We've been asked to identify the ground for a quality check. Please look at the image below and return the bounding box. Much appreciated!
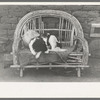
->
[1,53,100,82]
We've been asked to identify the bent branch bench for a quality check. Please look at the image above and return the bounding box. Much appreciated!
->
[5,10,90,77]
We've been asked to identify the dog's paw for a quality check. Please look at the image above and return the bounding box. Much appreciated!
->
[35,52,41,59]
[45,50,49,53]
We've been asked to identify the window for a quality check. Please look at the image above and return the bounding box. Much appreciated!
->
[90,23,100,37]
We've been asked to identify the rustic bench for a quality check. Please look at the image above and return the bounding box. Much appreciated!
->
[4,10,90,77]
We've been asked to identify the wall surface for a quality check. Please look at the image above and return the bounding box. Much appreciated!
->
[0,5,100,54]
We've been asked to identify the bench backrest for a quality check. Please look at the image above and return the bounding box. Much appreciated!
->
[21,17,75,47]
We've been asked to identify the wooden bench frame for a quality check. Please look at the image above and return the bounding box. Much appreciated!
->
[10,10,89,77]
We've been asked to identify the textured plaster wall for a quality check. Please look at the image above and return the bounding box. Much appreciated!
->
[0,5,100,54]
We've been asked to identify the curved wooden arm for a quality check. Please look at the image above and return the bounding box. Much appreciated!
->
[75,36,89,65]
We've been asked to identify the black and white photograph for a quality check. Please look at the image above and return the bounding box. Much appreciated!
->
[0,2,100,82]
[1,2,100,98]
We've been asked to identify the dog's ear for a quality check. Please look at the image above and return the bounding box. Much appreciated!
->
[22,30,40,45]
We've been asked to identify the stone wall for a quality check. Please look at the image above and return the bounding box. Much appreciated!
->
[0,5,100,53]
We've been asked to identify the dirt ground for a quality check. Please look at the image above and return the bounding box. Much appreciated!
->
[1,53,100,82]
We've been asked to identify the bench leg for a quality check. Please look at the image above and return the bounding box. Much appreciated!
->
[77,68,81,77]
[20,68,24,77]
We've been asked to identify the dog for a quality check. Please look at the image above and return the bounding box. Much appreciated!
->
[29,35,48,59]
[46,33,66,52]
[22,27,48,59]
